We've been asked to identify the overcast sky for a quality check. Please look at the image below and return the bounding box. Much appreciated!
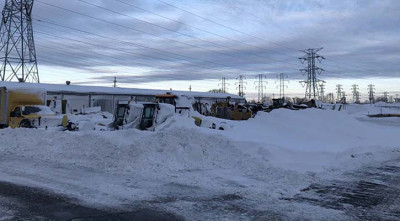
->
[3,0,399,99]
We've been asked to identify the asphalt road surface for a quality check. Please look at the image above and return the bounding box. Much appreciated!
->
[0,181,183,221]
[1,158,400,220]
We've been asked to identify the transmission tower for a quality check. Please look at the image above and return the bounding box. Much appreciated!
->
[351,84,360,103]
[0,0,39,83]
[218,77,229,93]
[255,74,267,103]
[368,84,375,104]
[276,73,288,100]
[319,81,326,101]
[236,75,247,97]
[326,93,335,103]
[383,92,389,103]
[341,91,347,104]
[336,84,344,102]
[299,48,325,100]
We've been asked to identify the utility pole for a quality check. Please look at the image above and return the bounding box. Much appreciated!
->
[276,73,288,101]
[0,0,39,82]
[299,48,325,100]
[336,84,344,102]
[351,84,360,103]
[255,74,267,103]
[236,75,247,97]
[218,77,229,93]
[368,84,375,104]
[113,76,117,88]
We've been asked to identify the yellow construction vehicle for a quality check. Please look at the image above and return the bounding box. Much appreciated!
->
[0,87,70,129]
[113,101,162,130]
[155,93,177,106]
[210,97,252,121]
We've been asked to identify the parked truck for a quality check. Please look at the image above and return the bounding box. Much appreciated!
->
[0,87,70,129]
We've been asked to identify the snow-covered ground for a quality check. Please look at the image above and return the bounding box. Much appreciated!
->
[1,104,400,220]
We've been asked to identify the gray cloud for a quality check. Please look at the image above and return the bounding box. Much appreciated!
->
[0,0,398,94]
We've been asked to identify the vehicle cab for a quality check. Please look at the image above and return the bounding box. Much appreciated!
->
[9,105,62,128]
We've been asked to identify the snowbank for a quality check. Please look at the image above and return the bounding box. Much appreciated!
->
[156,108,400,172]
[0,107,399,219]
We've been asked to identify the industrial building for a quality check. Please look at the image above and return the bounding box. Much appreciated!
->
[0,82,244,114]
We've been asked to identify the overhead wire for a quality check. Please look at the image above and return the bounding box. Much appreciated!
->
[77,0,304,67]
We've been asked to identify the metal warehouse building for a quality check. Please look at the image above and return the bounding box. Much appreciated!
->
[0,82,244,114]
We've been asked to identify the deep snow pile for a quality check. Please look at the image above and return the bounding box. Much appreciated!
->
[0,107,399,219]
[1,107,399,176]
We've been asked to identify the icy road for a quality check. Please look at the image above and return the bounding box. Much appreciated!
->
[0,106,400,220]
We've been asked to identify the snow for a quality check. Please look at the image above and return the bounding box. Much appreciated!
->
[30,105,56,115]
[0,103,399,219]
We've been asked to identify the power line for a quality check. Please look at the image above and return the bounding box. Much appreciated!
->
[34,18,306,76]
[35,30,248,78]
[78,0,303,67]
[35,0,395,83]
[115,0,300,60]
[215,0,393,75]
[33,1,256,67]
[34,30,290,83]
[155,0,300,52]
[34,19,269,73]
[36,0,303,70]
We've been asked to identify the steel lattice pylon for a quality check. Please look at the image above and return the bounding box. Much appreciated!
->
[0,0,39,83]
[299,48,325,100]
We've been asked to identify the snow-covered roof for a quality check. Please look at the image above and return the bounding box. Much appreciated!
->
[0,81,243,100]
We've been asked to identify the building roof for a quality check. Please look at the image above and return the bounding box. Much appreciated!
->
[0,81,243,100]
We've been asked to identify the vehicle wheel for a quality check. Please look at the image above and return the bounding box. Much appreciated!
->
[19,120,31,128]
